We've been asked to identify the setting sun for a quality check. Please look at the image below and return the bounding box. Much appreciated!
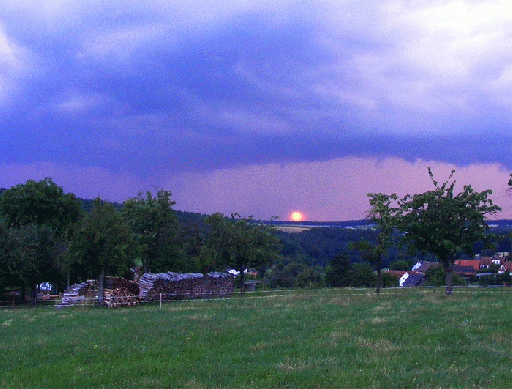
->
[290,211,305,222]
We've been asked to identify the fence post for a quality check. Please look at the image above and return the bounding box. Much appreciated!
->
[160,293,162,309]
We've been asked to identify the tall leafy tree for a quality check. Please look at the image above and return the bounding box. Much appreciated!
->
[358,193,400,294]
[198,213,231,274]
[0,178,82,238]
[122,190,179,273]
[0,223,60,303]
[69,199,135,303]
[397,168,501,295]
[0,221,10,295]
[0,178,82,300]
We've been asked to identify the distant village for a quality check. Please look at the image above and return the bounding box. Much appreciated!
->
[386,252,512,287]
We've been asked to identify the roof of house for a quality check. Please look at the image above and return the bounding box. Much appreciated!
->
[402,271,424,287]
[384,270,406,279]
[479,257,493,266]
[453,265,477,276]
[414,261,440,274]
[454,259,480,272]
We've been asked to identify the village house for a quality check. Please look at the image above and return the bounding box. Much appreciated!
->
[399,271,425,287]
[385,261,441,287]
[498,262,512,275]
[453,259,480,278]
[386,253,512,287]
[479,257,493,269]
[411,261,440,273]
[453,259,480,272]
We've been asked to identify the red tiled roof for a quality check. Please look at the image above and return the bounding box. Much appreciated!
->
[454,259,480,271]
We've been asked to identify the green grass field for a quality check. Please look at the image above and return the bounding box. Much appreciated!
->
[2,287,512,388]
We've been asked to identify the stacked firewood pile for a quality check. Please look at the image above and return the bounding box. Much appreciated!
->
[207,272,235,297]
[101,277,140,307]
[57,280,97,307]
[57,272,233,307]
[57,277,140,307]
[138,272,234,301]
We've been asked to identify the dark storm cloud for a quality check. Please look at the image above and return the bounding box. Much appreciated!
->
[1,0,511,182]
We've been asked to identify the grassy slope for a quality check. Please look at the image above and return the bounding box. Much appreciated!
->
[1,288,512,388]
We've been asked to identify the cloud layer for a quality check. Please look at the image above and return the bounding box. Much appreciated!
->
[1,1,511,219]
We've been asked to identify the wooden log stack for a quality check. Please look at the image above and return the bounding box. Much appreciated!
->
[101,277,140,307]
[138,272,234,301]
[57,280,97,307]
[57,272,233,307]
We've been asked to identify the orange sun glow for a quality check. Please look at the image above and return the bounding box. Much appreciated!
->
[290,211,305,222]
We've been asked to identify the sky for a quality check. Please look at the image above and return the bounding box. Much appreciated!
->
[0,0,511,221]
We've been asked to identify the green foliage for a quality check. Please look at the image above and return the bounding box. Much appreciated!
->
[122,190,179,273]
[349,262,376,287]
[0,222,10,292]
[265,256,324,288]
[326,255,399,288]
[479,272,512,286]
[69,199,135,280]
[0,222,62,301]
[0,179,82,300]
[363,193,401,293]
[397,168,501,294]
[388,259,412,271]
[325,253,352,287]
[423,266,467,287]
[176,219,205,273]
[0,178,82,238]
[381,271,400,287]
[398,169,501,265]
[275,227,381,267]
[367,193,399,254]
[201,213,280,277]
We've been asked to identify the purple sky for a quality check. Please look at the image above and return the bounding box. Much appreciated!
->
[1,1,511,221]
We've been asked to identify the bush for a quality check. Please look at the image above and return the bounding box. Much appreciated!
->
[479,272,511,286]
[424,266,467,287]
[264,257,325,288]
[388,259,412,271]
[349,263,376,287]
[381,272,400,287]
[325,254,352,287]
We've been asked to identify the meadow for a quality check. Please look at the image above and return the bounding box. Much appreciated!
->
[1,287,512,388]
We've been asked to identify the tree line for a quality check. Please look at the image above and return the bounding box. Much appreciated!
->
[0,169,509,302]
[0,179,280,303]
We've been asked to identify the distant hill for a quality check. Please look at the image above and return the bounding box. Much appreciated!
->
[2,186,511,230]
[267,218,512,231]
[265,219,375,229]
